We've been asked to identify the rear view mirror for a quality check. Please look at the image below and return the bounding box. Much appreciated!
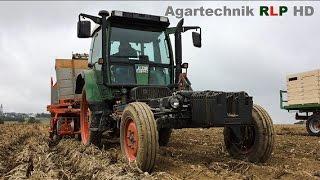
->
[192,32,201,48]
[77,21,91,38]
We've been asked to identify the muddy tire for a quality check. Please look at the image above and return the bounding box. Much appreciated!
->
[158,128,172,146]
[224,104,274,163]
[306,114,320,136]
[80,91,101,147]
[120,102,158,172]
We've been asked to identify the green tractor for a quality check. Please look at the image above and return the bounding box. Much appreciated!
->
[76,10,274,172]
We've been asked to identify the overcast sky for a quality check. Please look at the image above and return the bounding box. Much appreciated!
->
[0,1,319,124]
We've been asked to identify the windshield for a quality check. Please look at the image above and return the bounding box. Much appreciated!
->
[109,27,171,86]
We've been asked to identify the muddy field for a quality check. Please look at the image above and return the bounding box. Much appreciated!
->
[0,124,320,180]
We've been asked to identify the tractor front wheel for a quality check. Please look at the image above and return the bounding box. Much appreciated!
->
[224,104,274,163]
[306,114,320,136]
[80,91,102,146]
[120,102,158,172]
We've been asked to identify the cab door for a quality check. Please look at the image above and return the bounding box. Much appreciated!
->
[90,30,103,84]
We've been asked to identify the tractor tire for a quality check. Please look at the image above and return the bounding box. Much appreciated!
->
[306,114,320,136]
[80,91,102,147]
[224,104,274,163]
[120,102,158,173]
[158,128,172,146]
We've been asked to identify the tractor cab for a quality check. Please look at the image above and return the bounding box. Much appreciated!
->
[108,24,171,86]
[77,10,201,91]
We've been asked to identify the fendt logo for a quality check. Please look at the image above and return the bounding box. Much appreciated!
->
[260,6,314,16]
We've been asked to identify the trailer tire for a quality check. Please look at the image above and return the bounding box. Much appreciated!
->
[224,104,274,163]
[80,91,102,147]
[306,114,320,136]
[120,102,158,172]
[158,128,172,146]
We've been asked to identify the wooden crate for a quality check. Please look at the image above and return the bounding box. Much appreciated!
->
[55,59,88,69]
[55,59,88,100]
[287,69,320,105]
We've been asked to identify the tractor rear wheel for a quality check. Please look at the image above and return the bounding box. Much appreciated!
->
[158,128,172,146]
[224,104,274,163]
[306,114,320,136]
[120,102,158,172]
[80,91,102,147]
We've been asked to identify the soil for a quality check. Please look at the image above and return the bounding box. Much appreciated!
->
[0,123,320,179]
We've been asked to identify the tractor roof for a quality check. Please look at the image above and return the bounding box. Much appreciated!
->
[108,10,170,28]
[91,10,170,36]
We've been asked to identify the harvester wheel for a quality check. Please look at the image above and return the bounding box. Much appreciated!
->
[306,114,320,136]
[120,102,158,172]
[51,123,61,142]
[158,128,172,146]
[224,104,274,163]
[80,91,102,146]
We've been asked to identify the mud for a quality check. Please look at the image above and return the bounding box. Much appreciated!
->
[0,124,319,179]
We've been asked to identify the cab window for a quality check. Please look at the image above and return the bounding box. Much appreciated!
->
[90,30,102,70]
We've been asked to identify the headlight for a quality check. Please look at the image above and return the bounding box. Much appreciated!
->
[169,97,180,109]
[160,16,168,22]
[113,10,123,17]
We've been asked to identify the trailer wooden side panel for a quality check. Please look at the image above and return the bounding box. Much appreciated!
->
[287,69,320,105]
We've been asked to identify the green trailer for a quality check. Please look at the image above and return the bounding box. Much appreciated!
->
[280,90,320,136]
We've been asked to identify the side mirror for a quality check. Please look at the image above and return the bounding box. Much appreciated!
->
[77,21,91,38]
[192,32,201,48]
[181,63,189,69]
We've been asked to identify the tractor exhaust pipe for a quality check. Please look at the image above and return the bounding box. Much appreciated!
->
[175,18,184,84]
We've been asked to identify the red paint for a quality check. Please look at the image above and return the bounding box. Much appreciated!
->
[124,118,139,161]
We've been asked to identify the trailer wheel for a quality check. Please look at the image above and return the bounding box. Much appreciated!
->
[224,104,274,163]
[158,128,172,146]
[120,102,158,172]
[306,114,320,136]
[80,91,101,146]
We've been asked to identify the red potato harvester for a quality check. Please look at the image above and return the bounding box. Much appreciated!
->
[47,53,88,141]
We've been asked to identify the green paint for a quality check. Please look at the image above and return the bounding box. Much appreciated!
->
[283,104,320,111]
[166,27,177,35]
[82,69,103,103]
[135,64,149,85]
[279,90,288,109]
[100,84,115,100]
